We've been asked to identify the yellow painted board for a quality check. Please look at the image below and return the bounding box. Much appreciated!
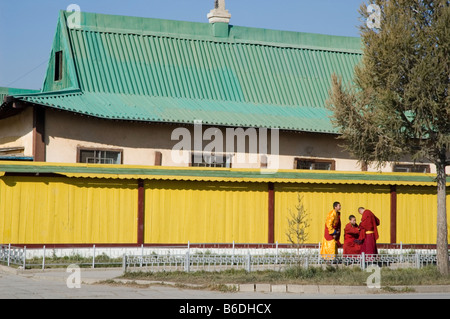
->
[0,177,138,244]
[274,184,391,244]
[396,186,450,244]
[144,180,268,244]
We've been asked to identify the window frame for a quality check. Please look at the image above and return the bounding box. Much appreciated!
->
[293,157,336,171]
[190,152,233,168]
[54,50,63,82]
[393,163,430,173]
[77,147,124,165]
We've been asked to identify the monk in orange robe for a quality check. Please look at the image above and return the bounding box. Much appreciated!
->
[320,202,342,258]
[343,215,360,255]
[358,207,380,255]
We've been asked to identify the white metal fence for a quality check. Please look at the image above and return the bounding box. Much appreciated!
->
[123,251,443,273]
[0,243,447,272]
[0,244,26,268]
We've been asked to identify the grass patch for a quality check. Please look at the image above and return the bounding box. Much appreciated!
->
[121,265,450,287]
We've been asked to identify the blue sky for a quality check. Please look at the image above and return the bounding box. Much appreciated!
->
[0,0,366,90]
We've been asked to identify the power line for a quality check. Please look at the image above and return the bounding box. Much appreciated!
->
[5,58,48,87]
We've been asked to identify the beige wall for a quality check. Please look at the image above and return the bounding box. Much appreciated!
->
[39,108,447,173]
[0,108,34,157]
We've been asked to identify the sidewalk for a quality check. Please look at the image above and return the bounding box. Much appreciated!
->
[2,265,450,295]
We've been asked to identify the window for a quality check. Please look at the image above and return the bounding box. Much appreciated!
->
[78,149,122,164]
[294,158,335,171]
[393,164,430,173]
[54,51,63,81]
[191,153,231,168]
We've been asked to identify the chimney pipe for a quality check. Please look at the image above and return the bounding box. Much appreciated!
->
[207,0,231,24]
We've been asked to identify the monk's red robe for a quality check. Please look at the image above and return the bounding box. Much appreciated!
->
[358,209,380,255]
[343,222,360,255]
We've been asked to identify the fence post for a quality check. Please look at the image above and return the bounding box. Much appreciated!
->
[232,241,235,266]
[22,246,26,269]
[92,245,96,268]
[361,252,365,270]
[275,241,278,264]
[42,245,46,270]
[7,244,10,267]
[247,251,251,272]
[415,253,420,269]
[122,255,127,273]
[185,251,190,273]
[400,242,403,263]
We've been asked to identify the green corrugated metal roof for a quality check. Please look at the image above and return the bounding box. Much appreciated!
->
[0,87,39,104]
[0,162,447,186]
[4,10,363,132]
[19,91,337,132]
[63,11,362,108]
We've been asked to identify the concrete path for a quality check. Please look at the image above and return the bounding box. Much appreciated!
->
[0,266,449,299]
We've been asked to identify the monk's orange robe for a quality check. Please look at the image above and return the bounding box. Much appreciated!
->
[320,209,341,258]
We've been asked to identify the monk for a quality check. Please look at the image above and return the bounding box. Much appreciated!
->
[343,215,360,255]
[358,207,380,255]
[320,202,342,259]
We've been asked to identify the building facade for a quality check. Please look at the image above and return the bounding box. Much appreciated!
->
[0,8,440,174]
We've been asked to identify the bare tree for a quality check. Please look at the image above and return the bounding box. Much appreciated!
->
[286,194,311,258]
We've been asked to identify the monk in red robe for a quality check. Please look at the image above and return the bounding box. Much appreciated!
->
[358,207,380,255]
[343,215,360,255]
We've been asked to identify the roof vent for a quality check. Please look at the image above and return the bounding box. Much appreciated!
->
[207,0,231,24]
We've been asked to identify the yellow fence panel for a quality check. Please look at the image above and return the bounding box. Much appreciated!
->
[0,176,137,244]
[274,184,391,244]
[145,180,268,244]
[396,186,450,244]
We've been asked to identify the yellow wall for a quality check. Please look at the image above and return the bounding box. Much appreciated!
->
[0,176,137,244]
[144,180,268,244]
[1,173,448,246]
[396,186,450,244]
[274,184,391,244]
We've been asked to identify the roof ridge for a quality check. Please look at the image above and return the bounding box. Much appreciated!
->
[63,10,362,54]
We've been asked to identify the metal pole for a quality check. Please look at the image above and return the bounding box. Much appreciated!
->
[232,241,235,266]
[361,252,365,270]
[185,251,190,272]
[22,246,26,269]
[92,245,96,268]
[122,254,127,273]
[247,251,251,272]
[7,244,10,267]
[42,245,46,270]
[275,241,278,265]
[400,242,403,263]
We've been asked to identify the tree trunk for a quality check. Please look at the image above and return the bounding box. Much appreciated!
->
[436,161,449,275]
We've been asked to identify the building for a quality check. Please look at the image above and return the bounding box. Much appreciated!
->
[0,3,448,247]
[1,3,437,173]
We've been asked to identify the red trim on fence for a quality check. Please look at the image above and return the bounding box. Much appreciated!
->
[268,182,275,244]
[390,185,397,244]
[137,179,145,245]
